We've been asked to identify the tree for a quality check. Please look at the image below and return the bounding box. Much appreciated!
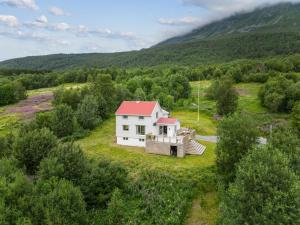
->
[269,127,300,175]
[205,79,220,100]
[134,88,146,101]
[51,104,75,138]
[81,160,127,209]
[53,87,81,110]
[168,74,191,100]
[42,143,88,185]
[259,76,293,112]
[0,159,34,225]
[219,146,300,225]
[33,178,87,225]
[115,84,133,106]
[291,102,300,135]
[13,128,58,174]
[76,95,100,129]
[216,78,238,116]
[216,113,259,187]
[93,74,116,112]
[106,188,127,225]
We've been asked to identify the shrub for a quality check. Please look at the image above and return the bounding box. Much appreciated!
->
[13,128,58,174]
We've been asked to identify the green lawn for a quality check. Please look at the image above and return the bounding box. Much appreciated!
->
[77,116,218,224]
[78,117,216,174]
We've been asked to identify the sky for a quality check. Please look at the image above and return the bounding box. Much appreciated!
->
[0,0,299,61]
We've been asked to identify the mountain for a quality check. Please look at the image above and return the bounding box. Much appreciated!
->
[0,2,300,70]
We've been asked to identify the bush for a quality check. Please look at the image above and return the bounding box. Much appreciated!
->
[33,178,87,225]
[13,128,58,174]
[81,160,128,209]
[40,143,88,185]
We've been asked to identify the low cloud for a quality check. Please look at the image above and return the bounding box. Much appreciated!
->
[158,17,203,26]
[0,15,19,27]
[0,0,38,10]
[182,0,300,16]
[49,6,70,16]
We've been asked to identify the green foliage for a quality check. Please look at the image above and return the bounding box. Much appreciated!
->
[51,104,76,138]
[269,127,300,176]
[93,74,116,113]
[41,143,88,184]
[0,81,26,106]
[0,159,34,225]
[134,87,146,101]
[216,79,238,116]
[76,95,100,130]
[105,188,127,225]
[259,76,300,112]
[53,87,81,110]
[81,160,128,209]
[291,102,300,135]
[216,113,259,187]
[128,170,195,225]
[13,128,58,174]
[219,146,299,225]
[33,178,87,225]
[168,74,191,100]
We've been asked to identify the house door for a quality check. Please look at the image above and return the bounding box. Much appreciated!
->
[170,146,177,157]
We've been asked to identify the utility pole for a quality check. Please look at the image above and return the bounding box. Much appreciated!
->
[198,80,200,121]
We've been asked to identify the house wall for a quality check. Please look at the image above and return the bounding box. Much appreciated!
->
[116,103,169,147]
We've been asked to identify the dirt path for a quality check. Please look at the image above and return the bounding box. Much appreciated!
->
[185,192,218,225]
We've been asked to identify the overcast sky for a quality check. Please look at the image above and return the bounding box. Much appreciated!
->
[0,0,299,61]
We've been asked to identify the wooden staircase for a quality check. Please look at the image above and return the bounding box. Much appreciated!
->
[186,139,206,155]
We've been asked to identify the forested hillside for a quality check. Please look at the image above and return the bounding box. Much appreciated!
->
[0,2,299,70]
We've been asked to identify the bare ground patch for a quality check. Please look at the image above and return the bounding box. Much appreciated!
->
[1,93,54,120]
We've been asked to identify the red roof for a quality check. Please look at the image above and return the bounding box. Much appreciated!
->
[115,101,157,116]
[157,117,177,124]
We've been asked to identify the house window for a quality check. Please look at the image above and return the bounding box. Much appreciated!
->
[123,125,129,131]
[139,138,145,142]
[123,137,128,141]
[123,115,128,119]
[139,116,144,120]
[156,112,158,118]
[159,126,168,135]
[136,125,145,135]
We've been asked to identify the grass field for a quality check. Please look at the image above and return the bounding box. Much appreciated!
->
[0,83,86,136]
[77,116,218,224]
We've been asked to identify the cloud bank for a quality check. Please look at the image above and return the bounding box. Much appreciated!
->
[0,0,38,10]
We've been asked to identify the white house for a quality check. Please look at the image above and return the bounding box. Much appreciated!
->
[115,101,180,147]
[115,101,206,157]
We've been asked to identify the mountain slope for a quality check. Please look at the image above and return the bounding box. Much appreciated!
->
[0,2,300,70]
